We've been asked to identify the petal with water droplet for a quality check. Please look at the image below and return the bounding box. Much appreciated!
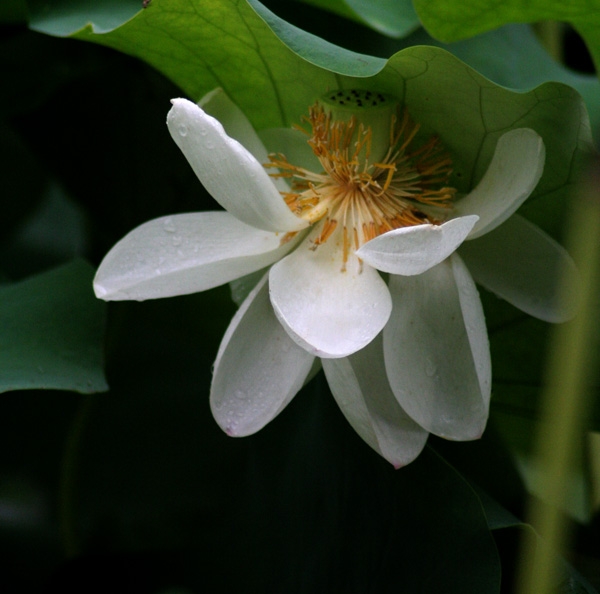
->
[384,254,490,440]
[323,335,428,468]
[93,211,300,301]
[199,89,291,196]
[211,274,314,436]
[269,228,392,358]
[167,98,308,233]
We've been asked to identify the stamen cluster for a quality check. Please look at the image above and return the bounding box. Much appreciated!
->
[267,102,456,268]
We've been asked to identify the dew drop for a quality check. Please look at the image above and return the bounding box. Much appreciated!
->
[172,235,182,246]
[200,128,208,136]
[206,141,214,149]
[425,358,437,377]
[178,124,188,137]
[162,217,176,233]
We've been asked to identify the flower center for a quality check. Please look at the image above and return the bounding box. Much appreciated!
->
[267,90,457,269]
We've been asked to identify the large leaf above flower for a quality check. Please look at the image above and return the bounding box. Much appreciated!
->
[29,0,592,206]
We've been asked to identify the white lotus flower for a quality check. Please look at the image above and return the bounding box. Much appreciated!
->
[93,88,577,468]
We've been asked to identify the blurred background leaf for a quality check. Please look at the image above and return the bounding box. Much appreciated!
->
[0,260,107,394]
[289,0,420,39]
[28,0,141,35]
[412,0,600,76]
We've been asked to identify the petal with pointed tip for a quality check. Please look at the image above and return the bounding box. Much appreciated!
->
[211,275,314,436]
[167,98,307,232]
[460,214,579,322]
[384,254,490,440]
[199,88,269,163]
[269,229,392,358]
[93,212,298,301]
[454,128,545,239]
[323,335,429,468]
[356,216,478,275]
[199,89,290,195]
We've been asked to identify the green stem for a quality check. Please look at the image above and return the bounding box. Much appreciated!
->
[517,161,600,593]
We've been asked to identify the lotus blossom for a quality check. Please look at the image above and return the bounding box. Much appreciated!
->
[93,88,577,468]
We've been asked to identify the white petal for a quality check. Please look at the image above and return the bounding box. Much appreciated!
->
[211,274,315,436]
[384,254,491,440]
[199,88,270,164]
[459,214,579,322]
[451,253,492,400]
[323,335,428,468]
[167,98,307,232]
[269,229,392,358]
[454,128,545,239]
[229,268,267,307]
[356,215,478,275]
[199,89,290,195]
[93,212,299,301]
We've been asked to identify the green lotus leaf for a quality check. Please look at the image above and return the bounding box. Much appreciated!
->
[29,0,592,206]
[0,260,108,394]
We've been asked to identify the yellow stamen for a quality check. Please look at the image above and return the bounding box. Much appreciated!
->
[267,96,457,267]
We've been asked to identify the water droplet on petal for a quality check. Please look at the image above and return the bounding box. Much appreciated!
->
[178,124,188,137]
[172,235,182,246]
[163,217,176,233]
[425,358,437,377]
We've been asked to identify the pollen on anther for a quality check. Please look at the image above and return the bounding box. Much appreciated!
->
[266,99,456,265]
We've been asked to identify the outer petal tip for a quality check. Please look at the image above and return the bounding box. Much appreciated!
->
[93,282,108,299]
[457,128,545,239]
[166,97,308,233]
[356,215,479,276]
